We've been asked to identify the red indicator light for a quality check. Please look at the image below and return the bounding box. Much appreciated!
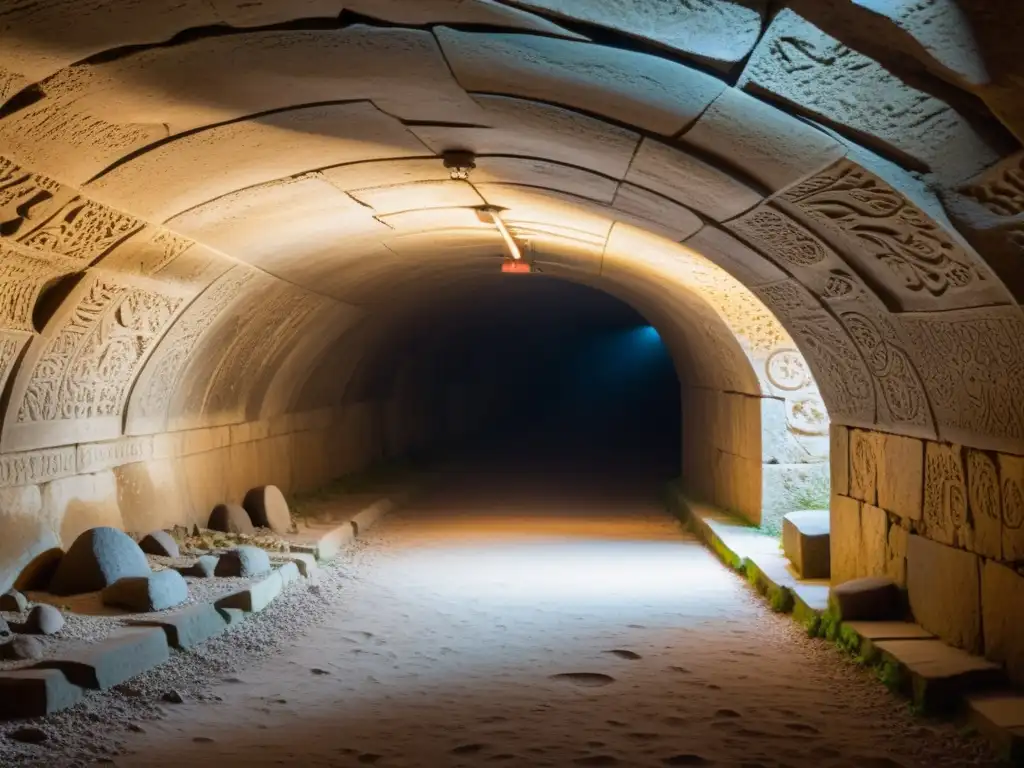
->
[501,261,532,274]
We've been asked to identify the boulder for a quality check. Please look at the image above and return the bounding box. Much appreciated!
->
[829,576,905,621]
[138,531,180,559]
[208,503,255,535]
[0,589,28,613]
[243,486,292,533]
[0,636,44,661]
[214,546,271,578]
[101,570,189,612]
[176,555,218,579]
[14,604,64,636]
[782,510,830,579]
[47,528,151,596]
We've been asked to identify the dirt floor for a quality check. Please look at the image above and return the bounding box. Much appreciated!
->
[72,465,1001,768]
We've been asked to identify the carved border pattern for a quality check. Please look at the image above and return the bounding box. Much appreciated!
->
[961,153,1024,217]
[0,331,28,400]
[16,277,182,424]
[0,447,76,488]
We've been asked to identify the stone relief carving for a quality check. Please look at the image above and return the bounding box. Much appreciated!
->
[0,155,144,263]
[77,436,154,474]
[15,276,182,427]
[0,331,29,401]
[98,226,194,276]
[900,307,1024,454]
[961,152,1024,217]
[765,348,811,391]
[0,447,76,488]
[125,265,256,433]
[779,160,1008,311]
[849,429,877,504]
[753,280,875,428]
[787,396,828,437]
[966,448,1002,558]
[923,441,968,548]
[0,244,80,332]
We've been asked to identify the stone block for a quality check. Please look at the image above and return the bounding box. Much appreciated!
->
[829,577,904,621]
[177,555,218,578]
[923,442,967,547]
[0,589,27,612]
[35,627,169,689]
[351,499,393,537]
[101,570,189,612]
[48,527,151,596]
[844,621,934,642]
[130,603,231,649]
[874,639,1002,714]
[849,430,878,505]
[876,433,923,520]
[243,485,292,533]
[859,504,889,578]
[114,460,190,533]
[982,561,1024,686]
[829,494,861,584]
[1002,452,1024,561]
[215,570,282,614]
[907,534,982,654]
[966,449,1002,558]
[0,669,85,719]
[289,553,317,578]
[314,522,356,562]
[215,546,270,578]
[886,523,909,587]
[830,425,849,497]
[965,692,1024,763]
[138,530,180,558]
[276,561,300,587]
[208,503,255,535]
[782,510,830,579]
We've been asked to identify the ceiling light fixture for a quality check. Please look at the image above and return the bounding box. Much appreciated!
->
[442,148,476,181]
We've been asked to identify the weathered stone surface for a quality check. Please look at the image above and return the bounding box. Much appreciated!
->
[34,627,170,689]
[13,548,63,593]
[208,503,255,535]
[138,530,180,559]
[886,523,909,588]
[289,553,317,579]
[966,449,1003,559]
[844,621,933,642]
[101,570,189,612]
[830,425,849,497]
[829,576,904,621]
[981,561,1024,686]
[875,638,1003,713]
[214,546,271,578]
[859,503,888,579]
[14,604,65,636]
[848,430,878,505]
[0,669,84,719]
[0,485,61,594]
[215,570,283,613]
[830,494,861,585]
[351,500,393,537]
[782,510,830,579]
[922,442,968,547]
[907,534,982,654]
[684,226,785,287]
[435,28,726,135]
[0,635,44,661]
[130,603,231,649]
[876,433,923,521]
[177,555,218,579]
[243,486,292,534]
[0,589,27,613]
[48,527,151,596]
[276,561,301,587]
[1002,453,1024,561]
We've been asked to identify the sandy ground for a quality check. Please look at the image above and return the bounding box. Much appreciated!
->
[60,467,1000,768]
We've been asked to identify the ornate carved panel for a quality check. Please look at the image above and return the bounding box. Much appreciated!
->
[961,151,1024,217]
[923,441,967,548]
[965,448,1002,559]
[1001,453,1024,561]
[77,436,154,474]
[753,279,875,428]
[125,265,256,435]
[900,306,1024,454]
[0,155,144,263]
[778,159,1010,311]
[0,447,76,488]
[2,273,184,451]
[0,330,30,403]
[0,243,80,332]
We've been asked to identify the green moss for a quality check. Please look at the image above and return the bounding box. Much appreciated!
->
[836,625,863,655]
[877,659,906,693]
[769,587,794,614]
[804,615,822,638]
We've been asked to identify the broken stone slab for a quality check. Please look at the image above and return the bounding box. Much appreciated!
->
[215,571,283,614]
[311,522,355,562]
[11,604,64,636]
[350,499,394,537]
[829,577,905,621]
[101,570,189,612]
[965,691,1024,764]
[34,627,169,690]
[215,546,271,578]
[176,555,218,579]
[129,603,233,650]
[208,503,255,535]
[782,509,830,579]
[138,530,180,559]
[874,638,1004,713]
[0,589,28,612]
[48,527,151,596]
[0,669,85,719]
[243,485,292,534]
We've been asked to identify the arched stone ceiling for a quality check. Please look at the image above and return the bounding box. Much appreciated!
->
[0,0,1022,465]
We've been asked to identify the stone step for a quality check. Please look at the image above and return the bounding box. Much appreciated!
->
[782,509,830,579]
[965,691,1024,765]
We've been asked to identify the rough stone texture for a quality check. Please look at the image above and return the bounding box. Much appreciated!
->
[829,577,904,621]
[177,555,218,579]
[907,534,982,654]
[965,449,1003,559]
[0,589,27,612]
[848,430,878,505]
[435,29,726,135]
[886,522,909,588]
[830,425,849,497]
[351,500,393,537]
[981,560,1024,686]
[829,494,860,585]
[34,627,170,689]
[48,527,151,596]
[0,635,44,661]
[215,570,283,613]
[208,503,255,535]
[876,433,924,521]
[243,485,292,534]
[782,510,830,579]
[101,570,189,612]
[875,638,1003,713]
[14,604,65,636]
[859,503,889,579]
[138,530,180,559]
[215,546,271,578]
[922,442,968,548]
[1002,452,1024,561]
[130,603,232,649]
[0,669,84,719]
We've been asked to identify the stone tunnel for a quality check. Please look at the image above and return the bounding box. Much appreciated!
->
[0,1,1023,762]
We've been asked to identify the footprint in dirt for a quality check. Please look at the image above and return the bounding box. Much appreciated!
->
[451,743,487,755]
[662,755,711,766]
[784,722,820,734]
[549,673,616,688]
[604,650,642,660]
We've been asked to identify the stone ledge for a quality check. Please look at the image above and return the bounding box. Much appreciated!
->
[286,492,401,562]
[215,570,284,614]
[0,669,85,719]
[34,627,170,690]
[128,603,234,650]
[966,691,1024,765]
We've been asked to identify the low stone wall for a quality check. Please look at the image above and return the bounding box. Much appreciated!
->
[830,425,1024,685]
[0,401,408,594]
